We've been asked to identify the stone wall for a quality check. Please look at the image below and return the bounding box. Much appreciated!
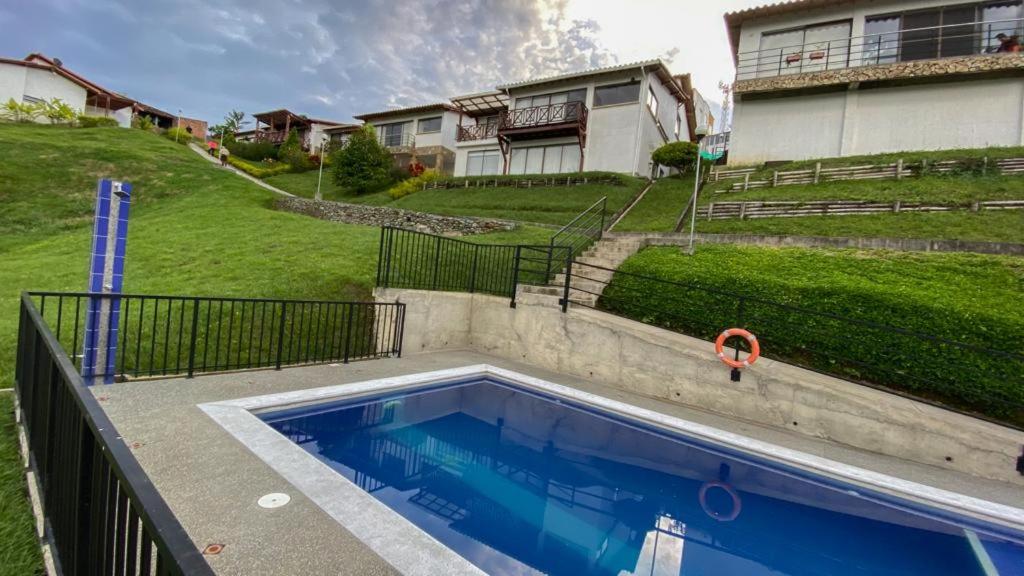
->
[375,287,1024,485]
[736,54,1024,95]
[275,197,516,236]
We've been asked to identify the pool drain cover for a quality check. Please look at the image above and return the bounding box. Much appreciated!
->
[257,493,290,509]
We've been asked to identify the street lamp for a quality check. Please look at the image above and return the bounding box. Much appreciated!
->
[686,127,709,255]
[315,136,328,202]
[175,108,182,143]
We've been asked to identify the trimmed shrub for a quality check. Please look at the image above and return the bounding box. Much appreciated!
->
[652,141,698,175]
[429,171,629,188]
[227,156,292,178]
[387,169,443,199]
[599,246,1024,425]
[77,115,119,128]
[230,140,278,162]
[163,126,192,144]
[332,125,395,195]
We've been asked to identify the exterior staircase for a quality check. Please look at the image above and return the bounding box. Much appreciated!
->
[518,234,650,307]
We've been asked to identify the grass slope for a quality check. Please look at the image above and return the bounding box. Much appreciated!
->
[0,123,555,571]
[602,245,1024,423]
[265,169,648,226]
[613,177,691,232]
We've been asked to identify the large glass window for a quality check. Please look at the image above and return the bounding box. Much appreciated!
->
[983,2,1024,51]
[864,16,901,65]
[866,2,1023,62]
[646,86,659,118]
[377,122,409,147]
[466,150,501,176]
[515,89,587,109]
[593,81,641,107]
[508,144,581,175]
[757,21,851,77]
[417,117,441,133]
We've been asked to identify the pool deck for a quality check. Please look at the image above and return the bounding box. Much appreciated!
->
[94,350,1024,575]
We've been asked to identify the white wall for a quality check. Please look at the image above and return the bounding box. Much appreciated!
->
[369,109,458,150]
[730,78,1024,164]
[0,62,87,122]
[453,141,501,176]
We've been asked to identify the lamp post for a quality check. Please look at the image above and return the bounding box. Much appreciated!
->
[175,108,182,143]
[686,131,707,255]
[315,137,327,202]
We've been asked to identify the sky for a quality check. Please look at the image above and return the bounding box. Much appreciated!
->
[0,0,768,130]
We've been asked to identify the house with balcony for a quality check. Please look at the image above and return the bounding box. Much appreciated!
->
[237,109,347,151]
[450,60,694,178]
[353,103,461,174]
[725,0,1024,165]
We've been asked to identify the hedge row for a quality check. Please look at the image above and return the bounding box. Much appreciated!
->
[227,156,292,178]
[598,246,1024,425]
[430,171,632,189]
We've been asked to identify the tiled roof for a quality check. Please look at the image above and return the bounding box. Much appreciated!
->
[496,59,666,90]
[354,102,459,121]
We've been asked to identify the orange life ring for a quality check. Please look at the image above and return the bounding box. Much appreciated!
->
[715,328,760,369]
[699,480,742,521]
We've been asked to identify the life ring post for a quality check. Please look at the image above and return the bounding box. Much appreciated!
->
[715,328,761,381]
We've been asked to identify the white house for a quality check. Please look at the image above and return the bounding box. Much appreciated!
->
[725,0,1024,165]
[235,109,350,152]
[449,60,695,178]
[352,103,463,173]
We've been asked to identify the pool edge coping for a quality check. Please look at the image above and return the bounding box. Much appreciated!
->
[199,364,1024,574]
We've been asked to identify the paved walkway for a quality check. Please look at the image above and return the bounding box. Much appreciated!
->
[187,143,294,197]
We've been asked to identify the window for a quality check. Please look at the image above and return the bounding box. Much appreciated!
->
[593,81,641,107]
[866,2,1024,63]
[507,144,581,175]
[466,150,501,176]
[514,89,587,109]
[757,21,852,77]
[417,154,437,169]
[646,86,659,118]
[377,122,409,147]
[22,95,44,104]
[864,16,901,65]
[674,112,681,139]
[417,116,442,133]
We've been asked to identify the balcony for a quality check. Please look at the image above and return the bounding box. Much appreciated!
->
[456,123,499,142]
[498,101,588,140]
[379,132,415,150]
[735,17,1024,94]
[253,130,289,145]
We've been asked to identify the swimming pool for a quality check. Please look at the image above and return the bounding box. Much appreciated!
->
[202,366,1024,576]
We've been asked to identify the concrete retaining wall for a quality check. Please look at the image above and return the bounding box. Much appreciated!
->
[375,287,1024,485]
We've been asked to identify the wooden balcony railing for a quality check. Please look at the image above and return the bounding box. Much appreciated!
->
[456,123,499,142]
[254,130,289,144]
[499,101,588,134]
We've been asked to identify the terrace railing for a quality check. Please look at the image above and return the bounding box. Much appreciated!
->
[499,101,589,133]
[15,293,215,575]
[550,196,607,258]
[29,292,405,381]
[379,132,415,149]
[455,123,499,142]
[736,17,1024,81]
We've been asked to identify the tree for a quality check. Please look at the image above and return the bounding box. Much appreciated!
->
[209,109,246,141]
[277,128,310,169]
[332,125,395,195]
[652,141,699,177]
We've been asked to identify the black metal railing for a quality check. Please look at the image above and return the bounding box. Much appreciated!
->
[30,292,405,382]
[550,196,607,258]
[549,259,1024,426]
[736,17,1024,81]
[499,101,589,133]
[15,293,215,575]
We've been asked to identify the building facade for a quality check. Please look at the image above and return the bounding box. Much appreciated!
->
[450,60,694,178]
[353,104,461,174]
[239,109,347,151]
[725,0,1024,165]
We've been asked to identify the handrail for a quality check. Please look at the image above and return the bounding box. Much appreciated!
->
[16,293,215,574]
[500,101,589,131]
[736,17,1024,80]
[456,123,499,142]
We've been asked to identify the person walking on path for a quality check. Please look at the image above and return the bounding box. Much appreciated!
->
[219,145,230,167]
[207,139,218,157]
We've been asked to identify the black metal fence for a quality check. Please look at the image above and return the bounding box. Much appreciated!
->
[550,196,607,258]
[15,293,215,575]
[552,258,1024,426]
[31,292,405,381]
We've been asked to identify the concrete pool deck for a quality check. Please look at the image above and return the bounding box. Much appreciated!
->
[93,350,1024,575]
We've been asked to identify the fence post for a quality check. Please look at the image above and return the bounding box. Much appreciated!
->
[186,299,200,378]
[545,243,554,285]
[431,235,442,290]
[772,171,778,187]
[707,203,715,220]
[275,302,287,370]
[814,162,821,184]
[468,247,479,293]
[896,158,904,180]
[743,173,750,191]
[893,200,901,214]
[343,304,354,363]
[510,246,522,308]
[739,202,747,220]
[560,256,573,313]
[982,156,988,176]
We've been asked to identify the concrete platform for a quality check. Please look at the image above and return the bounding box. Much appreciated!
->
[94,350,1024,575]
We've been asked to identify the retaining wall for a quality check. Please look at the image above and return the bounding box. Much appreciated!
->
[375,287,1024,485]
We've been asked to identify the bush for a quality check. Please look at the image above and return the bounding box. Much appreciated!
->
[277,128,310,170]
[652,141,699,175]
[1,98,42,123]
[77,115,119,128]
[599,246,1024,425]
[163,126,192,144]
[429,171,629,188]
[332,125,395,195]
[387,169,443,199]
[133,115,156,131]
[41,98,77,124]
[230,140,278,162]
[227,156,292,178]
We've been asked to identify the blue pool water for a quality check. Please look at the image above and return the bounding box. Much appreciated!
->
[262,378,1024,575]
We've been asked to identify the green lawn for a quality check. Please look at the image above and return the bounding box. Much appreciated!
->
[602,245,1024,424]
[265,168,648,226]
[0,123,555,571]
[722,145,1024,173]
[0,392,41,575]
[613,177,692,232]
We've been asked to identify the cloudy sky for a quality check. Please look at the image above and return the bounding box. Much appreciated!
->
[1,0,766,130]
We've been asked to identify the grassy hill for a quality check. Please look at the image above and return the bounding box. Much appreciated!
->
[0,123,553,574]
[698,147,1024,242]
[264,169,647,226]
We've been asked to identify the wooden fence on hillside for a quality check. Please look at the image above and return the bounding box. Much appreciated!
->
[424,175,621,190]
[710,157,1024,192]
[697,199,1024,220]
